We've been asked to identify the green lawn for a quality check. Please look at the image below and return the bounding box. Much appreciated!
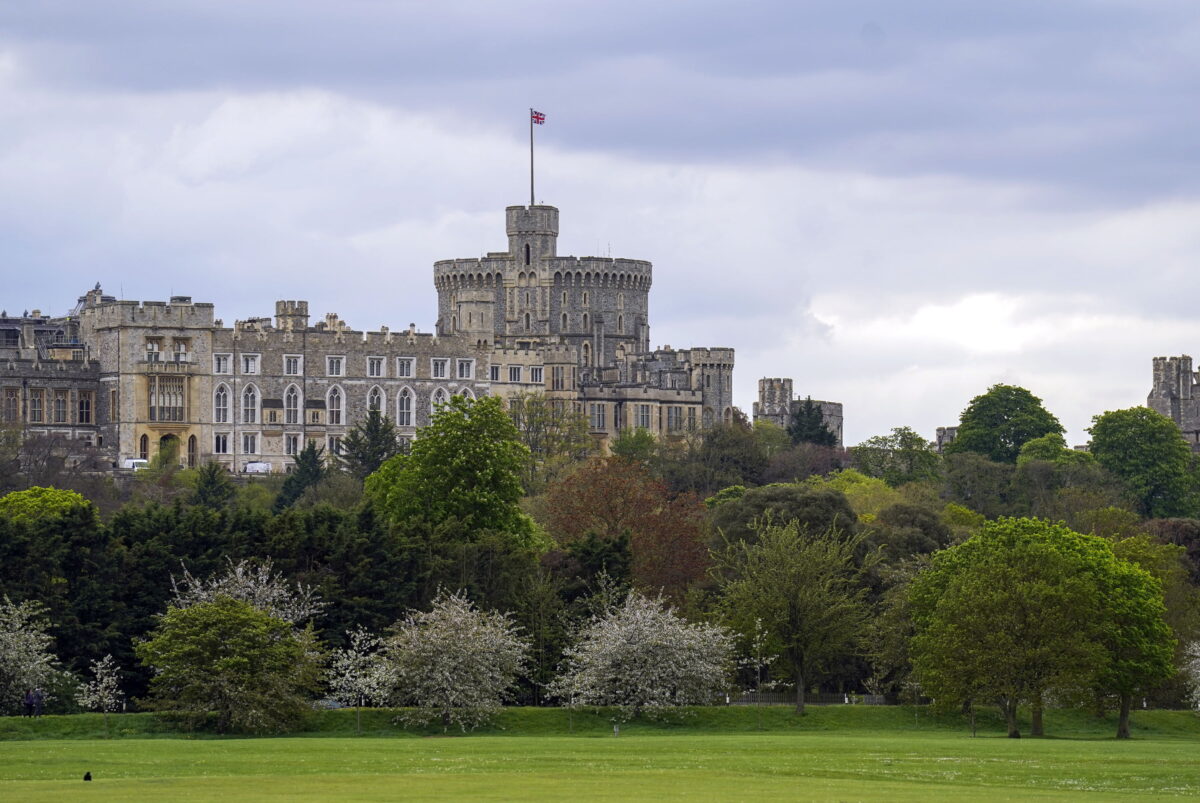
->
[2,708,1199,801]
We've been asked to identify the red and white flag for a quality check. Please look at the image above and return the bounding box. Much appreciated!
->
[531,110,546,125]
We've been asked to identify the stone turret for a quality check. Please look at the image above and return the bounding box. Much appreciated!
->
[1149,355,1200,449]
[275,300,309,331]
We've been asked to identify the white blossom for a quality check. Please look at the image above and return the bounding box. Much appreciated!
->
[328,627,393,732]
[382,590,527,732]
[549,591,734,721]
[76,654,123,727]
[0,597,57,716]
[1185,642,1200,711]
[170,557,323,624]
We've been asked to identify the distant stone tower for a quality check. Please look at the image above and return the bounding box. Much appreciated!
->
[1148,355,1200,449]
[434,205,652,367]
[752,377,844,447]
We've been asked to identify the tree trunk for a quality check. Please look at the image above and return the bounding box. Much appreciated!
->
[356,703,362,735]
[1031,694,1044,738]
[1116,693,1132,740]
[1001,698,1021,738]
[794,672,806,715]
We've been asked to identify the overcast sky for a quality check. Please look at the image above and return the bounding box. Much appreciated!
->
[3,1,1198,445]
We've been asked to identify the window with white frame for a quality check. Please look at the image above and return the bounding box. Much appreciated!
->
[145,340,161,362]
[489,365,500,381]
[397,388,412,426]
[284,386,299,425]
[589,403,606,430]
[636,404,651,430]
[284,355,302,376]
[431,359,448,378]
[368,387,383,411]
[508,366,522,383]
[242,433,257,454]
[328,386,343,425]
[214,433,229,454]
[431,387,449,412]
[397,357,414,378]
[214,354,231,374]
[530,366,544,384]
[214,384,230,423]
[242,385,258,424]
[241,354,259,374]
[368,357,384,378]
[457,359,474,379]
[328,435,342,455]
[667,406,682,431]
[327,356,344,377]
[285,434,299,456]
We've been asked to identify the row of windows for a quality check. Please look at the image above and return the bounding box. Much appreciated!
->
[1,388,94,425]
[213,383,470,428]
[213,354,475,380]
[488,365,545,384]
[583,402,698,433]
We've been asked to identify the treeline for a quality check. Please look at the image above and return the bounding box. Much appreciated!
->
[1,386,1199,738]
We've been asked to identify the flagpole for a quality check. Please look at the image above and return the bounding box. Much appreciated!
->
[529,108,535,207]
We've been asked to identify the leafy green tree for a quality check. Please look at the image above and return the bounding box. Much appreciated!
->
[338,409,402,480]
[852,427,941,487]
[507,391,593,493]
[941,452,1014,520]
[365,396,536,545]
[695,421,767,490]
[136,596,322,733]
[787,397,838,447]
[189,462,235,509]
[609,428,657,465]
[1088,407,1196,518]
[274,441,325,513]
[714,521,874,713]
[709,484,858,546]
[945,384,1063,464]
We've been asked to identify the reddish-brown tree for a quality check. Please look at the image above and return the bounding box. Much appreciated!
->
[545,457,709,599]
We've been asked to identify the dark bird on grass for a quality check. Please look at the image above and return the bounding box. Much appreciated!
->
[83,772,91,781]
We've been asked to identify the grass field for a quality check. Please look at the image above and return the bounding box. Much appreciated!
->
[3,707,1199,801]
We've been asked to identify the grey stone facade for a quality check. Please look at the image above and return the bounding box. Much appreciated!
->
[1148,355,1200,450]
[3,202,736,472]
[751,377,844,447]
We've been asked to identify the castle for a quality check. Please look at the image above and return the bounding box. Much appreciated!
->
[1148,355,1200,449]
[1,204,737,472]
[751,377,844,447]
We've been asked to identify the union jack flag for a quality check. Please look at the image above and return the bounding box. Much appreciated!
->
[531,110,546,125]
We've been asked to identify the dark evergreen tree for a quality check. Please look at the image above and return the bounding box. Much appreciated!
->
[787,397,838,447]
[190,461,235,509]
[337,409,402,480]
[274,441,325,513]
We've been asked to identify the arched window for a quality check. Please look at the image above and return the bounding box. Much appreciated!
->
[562,291,567,305]
[582,313,590,330]
[582,342,592,367]
[617,293,625,309]
[397,388,413,426]
[561,313,568,330]
[241,384,258,424]
[458,387,475,400]
[582,291,589,306]
[618,314,624,334]
[328,386,343,425]
[284,385,299,425]
[524,312,531,331]
[524,243,531,266]
[524,291,530,306]
[451,315,457,331]
[214,384,229,423]
[187,435,197,468]
[431,387,449,414]
[139,434,149,460]
[368,386,383,412]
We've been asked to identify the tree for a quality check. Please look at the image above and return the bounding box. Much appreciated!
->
[545,458,709,599]
[1088,407,1196,518]
[609,427,657,465]
[945,384,1063,464]
[708,484,858,546]
[189,461,235,509]
[170,557,324,625]
[338,409,402,480]
[0,597,58,716]
[714,521,874,713]
[136,596,322,733]
[381,590,527,731]
[274,441,325,512]
[365,396,536,545]
[852,427,941,487]
[941,452,1015,520]
[787,397,838,447]
[507,391,593,493]
[327,627,391,735]
[549,591,733,721]
[76,654,123,736]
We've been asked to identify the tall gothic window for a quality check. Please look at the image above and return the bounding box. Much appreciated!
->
[328,386,343,425]
[284,385,299,425]
[398,388,412,426]
[368,387,382,412]
[431,387,449,414]
[241,385,257,424]
[214,384,229,423]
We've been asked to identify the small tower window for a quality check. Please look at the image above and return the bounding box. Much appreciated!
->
[583,313,590,330]
[561,313,568,330]
[524,312,531,332]
[524,243,531,265]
